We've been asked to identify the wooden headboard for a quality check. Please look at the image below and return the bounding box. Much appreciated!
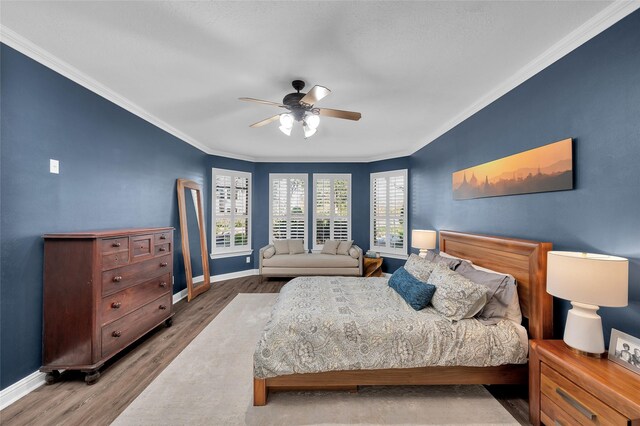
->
[439,230,553,340]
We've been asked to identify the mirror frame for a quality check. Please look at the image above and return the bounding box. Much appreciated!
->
[177,178,211,302]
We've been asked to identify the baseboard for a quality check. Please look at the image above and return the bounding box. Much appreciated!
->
[172,288,188,304]
[0,370,46,411]
[211,269,259,283]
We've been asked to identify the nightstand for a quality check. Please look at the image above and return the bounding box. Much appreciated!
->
[529,340,640,426]
[363,257,383,277]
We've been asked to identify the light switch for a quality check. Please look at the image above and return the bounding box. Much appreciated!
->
[49,159,59,174]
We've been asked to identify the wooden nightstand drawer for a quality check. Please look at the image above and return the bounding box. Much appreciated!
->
[541,363,628,425]
[541,394,583,426]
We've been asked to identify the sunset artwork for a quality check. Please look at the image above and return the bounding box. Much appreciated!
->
[452,139,573,200]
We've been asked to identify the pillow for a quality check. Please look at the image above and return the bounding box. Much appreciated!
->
[388,267,436,311]
[468,263,523,324]
[273,240,289,255]
[263,246,276,259]
[428,263,488,321]
[336,240,353,255]
[423,250,462,270]
[439,251,471,264]
[348,246,360,259]
[321,240,339,255]
[455,261,517,325]
[288,239,305,255]
[404,253,437,282]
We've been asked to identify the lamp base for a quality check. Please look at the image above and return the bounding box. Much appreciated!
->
[418,249,428,258]
[563,301,605,356]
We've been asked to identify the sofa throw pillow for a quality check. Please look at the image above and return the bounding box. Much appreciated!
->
[455,261,517,325]
[404,253,437,282]
[288,239,305,255]
[263,246,276,259]
[388,267,436,311]
[321,240,339,255]
[336,240,353,255]
[428,263,488,321]
[273,239,289,255]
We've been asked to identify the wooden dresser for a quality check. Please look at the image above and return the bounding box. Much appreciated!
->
[41,228,175,384]
[530,340,640,426]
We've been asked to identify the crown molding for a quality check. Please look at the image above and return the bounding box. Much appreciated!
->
[407,0,640,156]
[0,26,256,162]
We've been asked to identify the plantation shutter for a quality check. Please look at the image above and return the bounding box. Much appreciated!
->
[370,170,407,255]
[313,174,351,249]
[269,174,307,247]
[212,169,251,255]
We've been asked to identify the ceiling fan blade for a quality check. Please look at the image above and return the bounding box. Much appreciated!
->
[250,114,281,128]
[299,85,331,106]
[239,97,284,107]
[318,108,361,121]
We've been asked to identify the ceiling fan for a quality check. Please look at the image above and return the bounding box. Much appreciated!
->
[239,80,362,138]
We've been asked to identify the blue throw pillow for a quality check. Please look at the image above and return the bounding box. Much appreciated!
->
[388,267,436,310]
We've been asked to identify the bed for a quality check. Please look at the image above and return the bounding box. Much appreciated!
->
[253,230,553,405]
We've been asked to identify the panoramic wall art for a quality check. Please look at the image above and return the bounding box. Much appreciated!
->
[452,138,573,200]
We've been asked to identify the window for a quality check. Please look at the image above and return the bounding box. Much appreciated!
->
[269,174,308,248]
[313,174,351,250]
[370,169,408,258]
[211,168,251,258]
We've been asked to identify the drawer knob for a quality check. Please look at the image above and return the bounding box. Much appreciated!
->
[159,247,166,252]
[113,276,123,282]
[159,281,167,288]
[111,302,121,309]
[556,387,596,420]
[160,235,167,240]
[112,242,121,247]
[112,330,122,337]
[160,262,168,267]
[159,305,167,310]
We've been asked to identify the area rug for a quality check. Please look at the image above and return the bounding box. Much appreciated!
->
[113,293,519,425]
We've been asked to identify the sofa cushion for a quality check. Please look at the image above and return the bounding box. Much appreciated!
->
[288,239,305,255]
[273,240,290,255]
[263,246,276,259]
[337,240,353,255]
[321,240,339,255]
[262,253,358,268]
[348,246,360,259]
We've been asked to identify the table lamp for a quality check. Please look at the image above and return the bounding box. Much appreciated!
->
[411,230,437,258]
[547,251,628,356]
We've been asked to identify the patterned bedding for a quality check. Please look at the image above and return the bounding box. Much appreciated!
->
[254,276,528,379]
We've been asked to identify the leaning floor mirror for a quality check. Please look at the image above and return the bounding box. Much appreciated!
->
[177,179,211,302]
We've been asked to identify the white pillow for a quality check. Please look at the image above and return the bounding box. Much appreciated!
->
[337,240,353,255]
[263,246,276,259]
[440,251,472,264]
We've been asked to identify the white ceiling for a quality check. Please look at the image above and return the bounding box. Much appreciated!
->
[1,1,633,162]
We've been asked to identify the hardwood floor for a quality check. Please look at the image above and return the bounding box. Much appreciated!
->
[0,276,530,425]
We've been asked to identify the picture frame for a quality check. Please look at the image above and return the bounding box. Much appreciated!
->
[608,329,640,375]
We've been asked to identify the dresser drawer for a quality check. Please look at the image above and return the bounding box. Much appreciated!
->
[101,237,129,255]
[131,234,154,262]
[541,363,628,425]
[102,254,172,296]
[102,251,130,270]
[101,293,171,358]
[100,273,171,325]
[154,242,171,256]
[154,231,171,245]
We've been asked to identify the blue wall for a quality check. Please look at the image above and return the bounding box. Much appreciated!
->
[0,44,212,389]
[409,11,640,343]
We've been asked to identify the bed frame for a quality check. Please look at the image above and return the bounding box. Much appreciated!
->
[254,230,553,405]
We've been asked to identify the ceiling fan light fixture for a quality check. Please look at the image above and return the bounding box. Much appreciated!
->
[305,113,320,130]
[279,113,294,128]
[279,125,292,136]
[303,124,317,139]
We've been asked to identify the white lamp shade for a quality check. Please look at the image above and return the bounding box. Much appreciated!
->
[411,230,437,250]
[547,251,628,307]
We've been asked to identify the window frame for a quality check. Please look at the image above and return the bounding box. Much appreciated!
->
[312,173,352,251]
[268,173,309,250]
[210,168,252,259]
[370,169,408,259]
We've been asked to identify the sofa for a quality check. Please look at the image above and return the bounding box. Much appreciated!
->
[259,240,363,277]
